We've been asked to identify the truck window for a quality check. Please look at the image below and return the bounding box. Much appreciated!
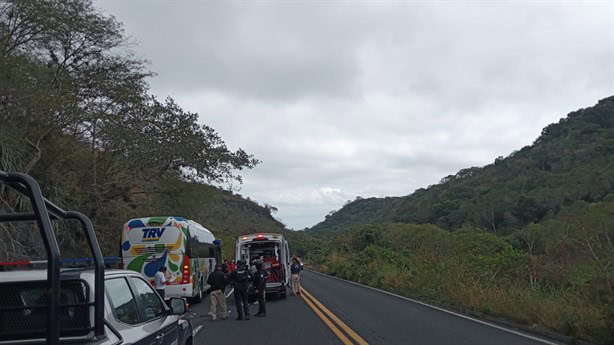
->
[106,278,140,325]
[0,280,90,340]
[130,277,166,321]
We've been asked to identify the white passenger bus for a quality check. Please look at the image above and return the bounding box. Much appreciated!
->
[236,233,290,298]
[120,216,221,302]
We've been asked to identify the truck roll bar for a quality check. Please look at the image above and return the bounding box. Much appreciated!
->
[0,172,106,344]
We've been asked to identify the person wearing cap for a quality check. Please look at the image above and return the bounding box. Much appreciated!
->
[254,261,269,317]
[290,257,302,295]
[207,264,228,321]
[228,260,253,320]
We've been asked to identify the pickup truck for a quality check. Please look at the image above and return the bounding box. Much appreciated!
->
[0,171,194,345]
[0,268,193,345]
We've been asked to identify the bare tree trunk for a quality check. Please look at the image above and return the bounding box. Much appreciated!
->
[583,227,614,299]
[24,138,42,174]
[519,226,538,290]
[92,118,97,185]
[23,128,52,174]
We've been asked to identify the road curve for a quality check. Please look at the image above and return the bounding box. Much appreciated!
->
[188,270,560,345]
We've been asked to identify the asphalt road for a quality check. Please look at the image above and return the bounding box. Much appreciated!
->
[187,270,560,345]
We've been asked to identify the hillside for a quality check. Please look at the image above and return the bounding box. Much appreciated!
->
[307,196,403,238]
[308,96,614,238]
[150,177,287,257]
[0,136,286,261]
[299,96,614,344]
[151,177,285,237]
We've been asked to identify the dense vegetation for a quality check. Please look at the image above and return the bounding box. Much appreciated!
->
[300,98,614,344]
[0,0,284,260]
[309,97,614,238]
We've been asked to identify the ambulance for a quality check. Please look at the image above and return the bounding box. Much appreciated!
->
[236,233,290,298]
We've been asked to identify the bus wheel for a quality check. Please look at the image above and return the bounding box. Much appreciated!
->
[193,286,203,303]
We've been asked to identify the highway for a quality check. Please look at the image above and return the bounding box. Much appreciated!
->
[187,270,560,345]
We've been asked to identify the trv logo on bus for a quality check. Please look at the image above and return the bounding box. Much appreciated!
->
[142,228,166,241]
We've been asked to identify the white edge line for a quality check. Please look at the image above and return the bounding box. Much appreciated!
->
[306,269,562,345]
[192,325,204,337]
[225,287,234,298]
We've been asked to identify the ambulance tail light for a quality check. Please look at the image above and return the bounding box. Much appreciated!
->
[255,233,268,241]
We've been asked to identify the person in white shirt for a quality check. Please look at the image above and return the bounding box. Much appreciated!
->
[154,266,168,299]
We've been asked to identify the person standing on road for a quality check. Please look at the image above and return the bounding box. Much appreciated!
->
[154,266,168,299]
[207,264,229,321]
[228,260,253,321]
[291,257,302,296]
[228,260,236,273]
[250,256,262,274]
[222,259,229,275]
[254,262,269,317]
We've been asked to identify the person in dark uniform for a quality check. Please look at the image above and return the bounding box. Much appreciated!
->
[254,261,269,317]
[228,260,253,321]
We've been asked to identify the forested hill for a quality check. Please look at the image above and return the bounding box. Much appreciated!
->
[308,196,403,236]
[140,178,287,258]
[308,96,614,238]
[301,95,614,344]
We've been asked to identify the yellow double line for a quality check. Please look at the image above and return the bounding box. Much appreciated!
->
[300,288,369,345]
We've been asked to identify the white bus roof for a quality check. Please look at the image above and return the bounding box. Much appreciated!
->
[123,216,215,243]
[124,216,189,229]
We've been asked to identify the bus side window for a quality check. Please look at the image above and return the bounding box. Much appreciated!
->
[185,236,192,257]
[191,240,212,258]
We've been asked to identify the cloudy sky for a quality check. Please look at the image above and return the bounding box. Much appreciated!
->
[97,0,612,230]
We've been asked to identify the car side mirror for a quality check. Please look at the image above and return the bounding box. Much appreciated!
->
[169,298,187,315]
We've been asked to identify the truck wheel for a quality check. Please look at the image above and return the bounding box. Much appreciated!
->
[280,291,287,299]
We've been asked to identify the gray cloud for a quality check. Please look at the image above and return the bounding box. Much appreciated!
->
[101,2,371,101]
[97,0,612,229]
